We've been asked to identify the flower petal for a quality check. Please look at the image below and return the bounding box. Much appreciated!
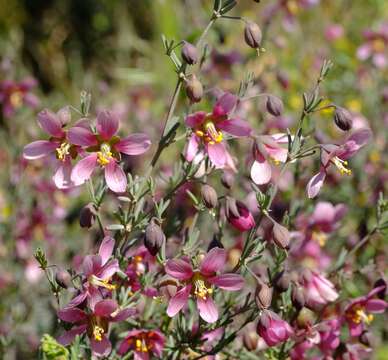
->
[23,140,57,160]
[166,285,191,317]
[57,308,87,323]
[37,109,65,138]
[115,133,151,155]
[207,142,227,168]
[53,157,76,189]
[99,236,115,265]
[165,259,193,280]
[251,159,272,185]
[208,273,244,291]
[197,296,219,323]
[306,171,326,199]
[185,111,206,128]
[71,154,97,185]
[57,325,87,346]
[90,335,112,357]
[200,247,226,276]
[94,299,118,317]
[68,126,98,146]
[186,134,200,162]
[217,118,252,137]
[104,160,127,193]
[213,92,237,117]
[366,299,387,313]
[96,110,119,140]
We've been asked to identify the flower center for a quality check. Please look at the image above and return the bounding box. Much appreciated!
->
[195,120,223,145]
[56,142,71,161]
[97,143,112,166]
[286,0,299,15]
[89,274,117,291]
[332,157,352,175]
[135,338,150,353]
[93,325,104,341]
[192,272,213,300]
[9,90,23,108]
[347,305,374,325]
[372,39,385,52]
[312,231,328,247]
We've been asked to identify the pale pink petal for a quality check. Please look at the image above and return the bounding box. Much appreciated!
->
[357,44,372,60]
[251,159,272,185]
[104,160,127,193]
[37,109,64,138]
[208,273,244,291]
[207,142,227,168]
[23,140,57,160]
[373,53,387,68]
[68,126,98,146]
[213,93,237,117]
[166,285,191,317]
[134,352,150,360]
[53,157,75,189]
[197,296,219,323]
[185,111,206,128]
[115,133,151,155]
[186,134,200,162]
[306,171,326,199]
[165,259,193,280]
[217,118,252,137]
[200,247,226,276]
[111,307,136,322]
[96,110,119,140]
[71,154,97,185]
[99,236,115,265]
[94,299,118,317]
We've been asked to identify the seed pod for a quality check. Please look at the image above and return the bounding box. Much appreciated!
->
[255,282,273,309]
[79,203,96,228]
[55,269,71,289]
[266,95,284,117]
[291,285,305,310]
[334,107,353,131]
[221,171,235,189]
[273,271,290,293]
[201,184,218,209]
[244,21,262,49]
[185,74,203,103]
[243,331,259,351]
[144,220,166,256]
[181,41,198,65]
[272,222,290,249]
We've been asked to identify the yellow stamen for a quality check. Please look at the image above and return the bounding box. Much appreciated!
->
[312,231,328,247]
[93,326,104,341]
[56,142,71,161]
[347,305,374,325]
[97,143,112,166]
[9,91,23,108]
[135,338,149,352]
[89,275,117,290]
[204,121,223,143]
[332,157,352,175]
[195,130,204,137]
[286,0,299,15]
[192,273,213,300]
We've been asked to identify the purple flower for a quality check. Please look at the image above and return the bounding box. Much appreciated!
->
[165,247,244,323]
[185,92,251,169]
[257,309,293,347]
[69,110,151,193]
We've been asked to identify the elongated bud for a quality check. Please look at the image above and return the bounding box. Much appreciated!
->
[185,74,203,103]
[55,269,71,289]
[181,41,198,65]
[255,282,273,309]
[272,222,290,249]
[266,95,284,117]
[243,331,259,351]
[79,203,96,228]
[274,271,290,293]
[225,196,240,218]
[244,21,262,49]
[291,285,305,310]
[201,184,218,209]
[144,220,165,256]
[221,171,234,189]
[334,107,353,131]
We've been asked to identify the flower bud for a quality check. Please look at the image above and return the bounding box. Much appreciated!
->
[79,203,96,228]
[201,184,218,209]
[208,235,224,251]
[244,21,262,49]
[226,198,256,232]
[255,282,273,309]
[221,171,235,189]
[185,74,203,103]
[273,271,290,293]
[272,222,290,249]
[373,278,387,299]
[291,285,305,310]
[334,107,353,131]
[266,95,284,117]
[55,269,71,289]
[243,331,259,351]
[181,41,198,65]
[144,220,166,256]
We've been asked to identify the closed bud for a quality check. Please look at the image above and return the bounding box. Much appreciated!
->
[225,196,240,218]
[373,278,387,299]
[244,21,262,49]
[208,235,224,251]
[185,74,203,103]
[201,184,218,209]
[334,107,353,131]
[243,331,259,351]
[79,203,96,228]
[255,282,273,309]
[181,41,198,65]
[272,222,290,249]
[221,171,235,189]
[274,271,290,293]
[291,285,305,310]
[55,269,71,289]
[144,220,165,256]
[266,95,284,117]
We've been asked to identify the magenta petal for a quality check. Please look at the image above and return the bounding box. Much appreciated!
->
[96,110,119,140]
[165,259,193,280]
[134,352,150,360]
[200,247,226,276]
[53,157,75,189]
[166,285,191,317]
[197,296,219,323]
[58,325,87,346]
[68,126,98,146]
[185,111,206,128]
[99,236,115,265]
[115,133,151,155]
[365,299,387,313]
[186,134,200,162]
[217,118,252,137]
[306,171,326,199]
[57,308,87,323]
[213,92,237,117]
[65,292,88,309]
[208,273,244,291]
[99,259,119,280]
[23,140,57,160]
[347,128,372,148]
[90,335,112,357]
[118,339,131,355]
[37,109,65,138]
[71,154,97,185]
[206,142,227,168]
[349,321,363,337]
[94,299,118,317]
[251,159,272,185]
[104,160,127,193]
[111,307,136,322]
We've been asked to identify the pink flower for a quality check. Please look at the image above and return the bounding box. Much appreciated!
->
[306,128,372,198]
[69,110,151,193]
[58,298,133,357]
[226,200,255,232]
[300,270,339,308]
[185,92,251,169]
[0,77,39,117]
[250,133,288,185]
[318,318,341,356]
[344,285,387,337]
[23,107,81,189]
[165,247,244,323]
[118,329,165,359]
[256,310,293,347]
